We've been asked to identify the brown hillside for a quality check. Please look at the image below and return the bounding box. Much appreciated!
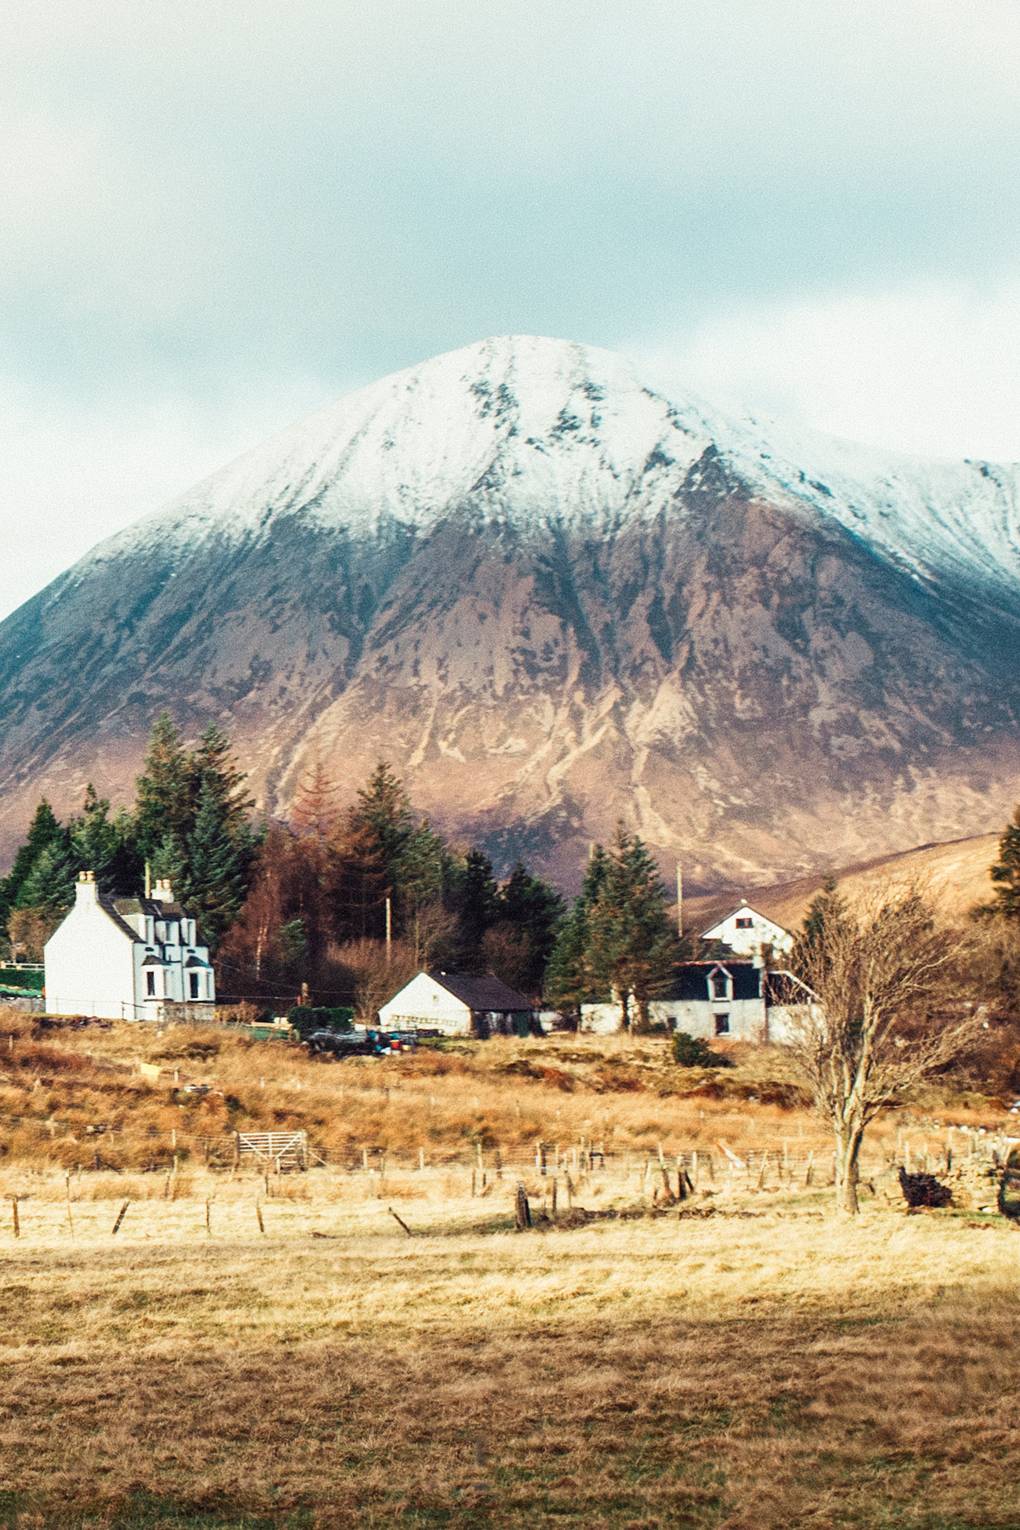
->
[685,831,1002,936]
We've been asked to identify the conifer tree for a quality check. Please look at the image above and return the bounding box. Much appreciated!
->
[0,799,66,927]
[991,806,1020,920]
[14,839,77,918]
[134,714,194,863]
[544,845,611,1021]
[493,861,565,994]
[68,785,136,892]
[584,825,678,1032]
[184,776,252,949]
[452,848,501,969]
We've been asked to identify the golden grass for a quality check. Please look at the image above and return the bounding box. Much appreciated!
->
[0,1179,1017,1527]
[0,1016,1003,1180]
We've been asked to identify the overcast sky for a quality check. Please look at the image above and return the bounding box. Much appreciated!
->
[2,1,1019,618]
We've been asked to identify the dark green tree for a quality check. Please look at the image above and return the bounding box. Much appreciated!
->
[585,825,679,1032]
[67,784,140,892]
[991,807,1020,920]
[134,714,195,864]
[451,848,501,969]
[0,799,66,929]
[544,845,611,1022]
[791,875,847,982]
[492,861,565,995]
[184,775,253,950]
[13,838,77,917]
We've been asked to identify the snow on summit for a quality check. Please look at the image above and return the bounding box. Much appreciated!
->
[87,335,1020,598]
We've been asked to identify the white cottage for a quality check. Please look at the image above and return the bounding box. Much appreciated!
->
[378,971,536,1037]
[699,902,793,958]
[580,961,813,1043]
[44,871,215,1022]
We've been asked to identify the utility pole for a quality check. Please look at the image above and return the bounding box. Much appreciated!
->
[385,893,392,962]
[144,859,152,898]
[676,864,683,939]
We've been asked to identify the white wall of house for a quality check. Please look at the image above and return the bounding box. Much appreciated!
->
[44,873,215,1021]
[580,997,768,1040]
[44,878,137,1020]
[378,972,473,1035]
[701,904,793,957]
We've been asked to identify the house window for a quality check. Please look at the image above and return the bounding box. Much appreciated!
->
[710,972,729,998]
[145,970,156,997]
[735,917,753,929]
[714,1013,730,1036]
[189,972,200,999]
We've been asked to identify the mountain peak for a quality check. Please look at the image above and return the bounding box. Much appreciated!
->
[4,334,1020,891]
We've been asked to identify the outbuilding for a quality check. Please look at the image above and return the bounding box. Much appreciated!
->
[378,971,536,1038]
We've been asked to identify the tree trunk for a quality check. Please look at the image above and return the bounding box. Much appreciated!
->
[834,1122,865,1215]
[633,992,651,1035]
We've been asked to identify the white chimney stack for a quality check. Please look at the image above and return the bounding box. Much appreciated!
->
[152,877,174,904]
[75,869,98,905]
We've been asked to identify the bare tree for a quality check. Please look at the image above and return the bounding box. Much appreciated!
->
[328,938,419,1024]
[789,880,981,1215]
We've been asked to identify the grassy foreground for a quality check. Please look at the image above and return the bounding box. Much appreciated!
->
[1,1187,1018,1528]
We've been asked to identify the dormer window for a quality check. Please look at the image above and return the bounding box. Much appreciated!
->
[708,966,732,1000]
[735,917,753,929]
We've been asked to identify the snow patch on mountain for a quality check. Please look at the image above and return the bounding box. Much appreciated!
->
[81,334,1020,601]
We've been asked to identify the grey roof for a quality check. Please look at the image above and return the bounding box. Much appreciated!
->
[185,954,212,969]
[113,897,187,919]
[97,896,145,943]
[428,971,533,1012]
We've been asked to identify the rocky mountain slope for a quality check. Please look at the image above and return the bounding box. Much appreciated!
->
[2,335,1019,889]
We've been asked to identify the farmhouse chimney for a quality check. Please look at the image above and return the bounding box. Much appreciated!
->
[152,877,174,904]
[75,869,98,906]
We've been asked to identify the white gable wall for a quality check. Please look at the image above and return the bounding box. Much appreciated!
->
[378,972,473,1035]
[702,904,793,957]
[45,896,137,1020]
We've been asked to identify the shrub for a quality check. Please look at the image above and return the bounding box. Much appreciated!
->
[287,1005,354,1036]
[672,1031,731,1068]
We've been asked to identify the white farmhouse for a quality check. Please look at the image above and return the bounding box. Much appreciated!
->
[378,971,536,1037]
[580,961,812,1044]
[44,871,216,1022]
[699,902,793,958]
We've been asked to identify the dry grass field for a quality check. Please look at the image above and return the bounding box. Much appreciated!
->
[1,1016,1018,1527]
[1,1175,1019,1529]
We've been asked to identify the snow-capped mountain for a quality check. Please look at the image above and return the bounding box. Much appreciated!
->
[2,335,1019,888]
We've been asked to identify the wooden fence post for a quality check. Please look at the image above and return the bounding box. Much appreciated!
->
[514,1183,532,1230]
[111,1200,130,1235]
[256,1202,265,1235]
[10,1196,19,1238]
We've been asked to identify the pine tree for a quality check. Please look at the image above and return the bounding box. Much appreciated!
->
[791,875,847,981]
[544,845,611,1022]
[991,806,1020,920]
[0,799,66,928]
[14,839,77,917]
[134,714,194,863]
[68,785,124,891]
[185,776,252,950]
[452,848,501,969]
[493,861,565,995]
[585,825,678,1031]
